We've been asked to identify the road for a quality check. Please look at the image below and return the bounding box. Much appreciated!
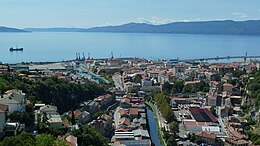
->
[216,106,228,136]
[114,106,121,129]
[112,74,124,90]
[75,64,110,84]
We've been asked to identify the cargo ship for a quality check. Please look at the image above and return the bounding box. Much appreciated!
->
[10,46,23,51]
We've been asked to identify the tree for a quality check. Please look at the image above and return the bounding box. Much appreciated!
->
[183,84,195,93]
[173,80,184,93]
[0,132,68,146]
[71,108,75,125]
[153,93,174,122]
[72,125,109,146]
[0,74,105,113]
[210,106,217,117]
[196,80,210,92]
[162,82,173,94]
[35,134,56,146]
[171,87,177,94]
[166,135,177,146]
[133,74,142,83]
[0,132,34,146]
[169,122,179,134]
[36,112,50,133]
[9,111,34,128]
[48,126,68,137]
[120,70,124,76]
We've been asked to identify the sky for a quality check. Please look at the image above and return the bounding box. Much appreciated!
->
[1,0,260,28]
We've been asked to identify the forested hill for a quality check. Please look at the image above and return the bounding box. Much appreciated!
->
[0,74,105,113]
[242,70,260,145]
[81,20,260,35]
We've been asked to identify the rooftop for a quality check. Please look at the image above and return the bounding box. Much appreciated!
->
[195,132,216,139]
[189,107,218,123]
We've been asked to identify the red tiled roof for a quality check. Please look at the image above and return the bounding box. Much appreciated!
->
[223,83,233,87]
[227,126,244,139]
[129,108,138,116]
[172,97,189,101]
[189,107,218,123]
[195,132,216,139]
[225,138,249,145]
[63,120,69,127]
[0,104,8,112]
[65,135,77,146]
[74,110,82,117]
[131,98,140,102]
[114,141,121,144]
[116,128,128,132]
[184,121,212,126]
[98,94,112,100]
[58,76,66,80]
[121,98,130,103]
[119,109,128,116]
[120,119,131,126]
[68,110,82,118]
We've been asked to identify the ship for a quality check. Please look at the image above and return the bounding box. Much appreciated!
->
[9,46,23,51]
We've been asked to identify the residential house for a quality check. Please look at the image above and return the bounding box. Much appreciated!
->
[90,114,113,138]
[223,83,233,93]
[94,94,115,110]
[0,104,8,137]
[37,105,63,127]
[225,138,249,146]
[0,89,26,114]
[195,132,217,146]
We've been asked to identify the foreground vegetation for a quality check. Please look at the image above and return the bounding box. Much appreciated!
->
[0,73,110,145]
[152,93,174,122]
[162,80,209,95]
[0,132,68,146]
[0,73,105,113]
[242,70,260,145]
[72,125,109,146]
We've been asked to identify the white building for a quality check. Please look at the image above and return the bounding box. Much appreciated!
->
[0,90,26,115]
[37,105,63,127]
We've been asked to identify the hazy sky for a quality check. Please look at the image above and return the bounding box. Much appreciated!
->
[1,0,260,28]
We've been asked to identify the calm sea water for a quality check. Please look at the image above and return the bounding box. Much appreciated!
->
[0,32,260,63]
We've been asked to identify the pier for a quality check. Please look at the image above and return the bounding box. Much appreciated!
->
[170,54,260,63]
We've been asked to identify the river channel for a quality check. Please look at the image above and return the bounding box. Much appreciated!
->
[147,107,162,146]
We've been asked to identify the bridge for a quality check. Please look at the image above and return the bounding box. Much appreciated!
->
[170,54,260,63]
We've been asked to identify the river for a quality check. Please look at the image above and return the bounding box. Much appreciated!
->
[147,107,162,146]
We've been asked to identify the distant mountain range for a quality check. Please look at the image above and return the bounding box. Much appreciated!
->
[81,20,260,35]
[24,28,83,32]
[2,20,260,35]
[0,26,29,32]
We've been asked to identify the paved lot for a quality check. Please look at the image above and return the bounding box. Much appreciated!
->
[174,109,192,122]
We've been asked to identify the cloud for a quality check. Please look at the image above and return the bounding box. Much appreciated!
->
[136,17,175,25]
[257,9,260,12]
[232,12,248,18]
[99,17,202,27]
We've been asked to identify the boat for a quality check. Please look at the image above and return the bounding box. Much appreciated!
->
[9,46,23,51]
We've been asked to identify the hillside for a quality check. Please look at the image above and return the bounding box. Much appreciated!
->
[24,28,83,32]
[81,20,260,35]
[0,26,29,32]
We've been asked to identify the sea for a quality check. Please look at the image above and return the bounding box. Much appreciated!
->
[1,32,260,64]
